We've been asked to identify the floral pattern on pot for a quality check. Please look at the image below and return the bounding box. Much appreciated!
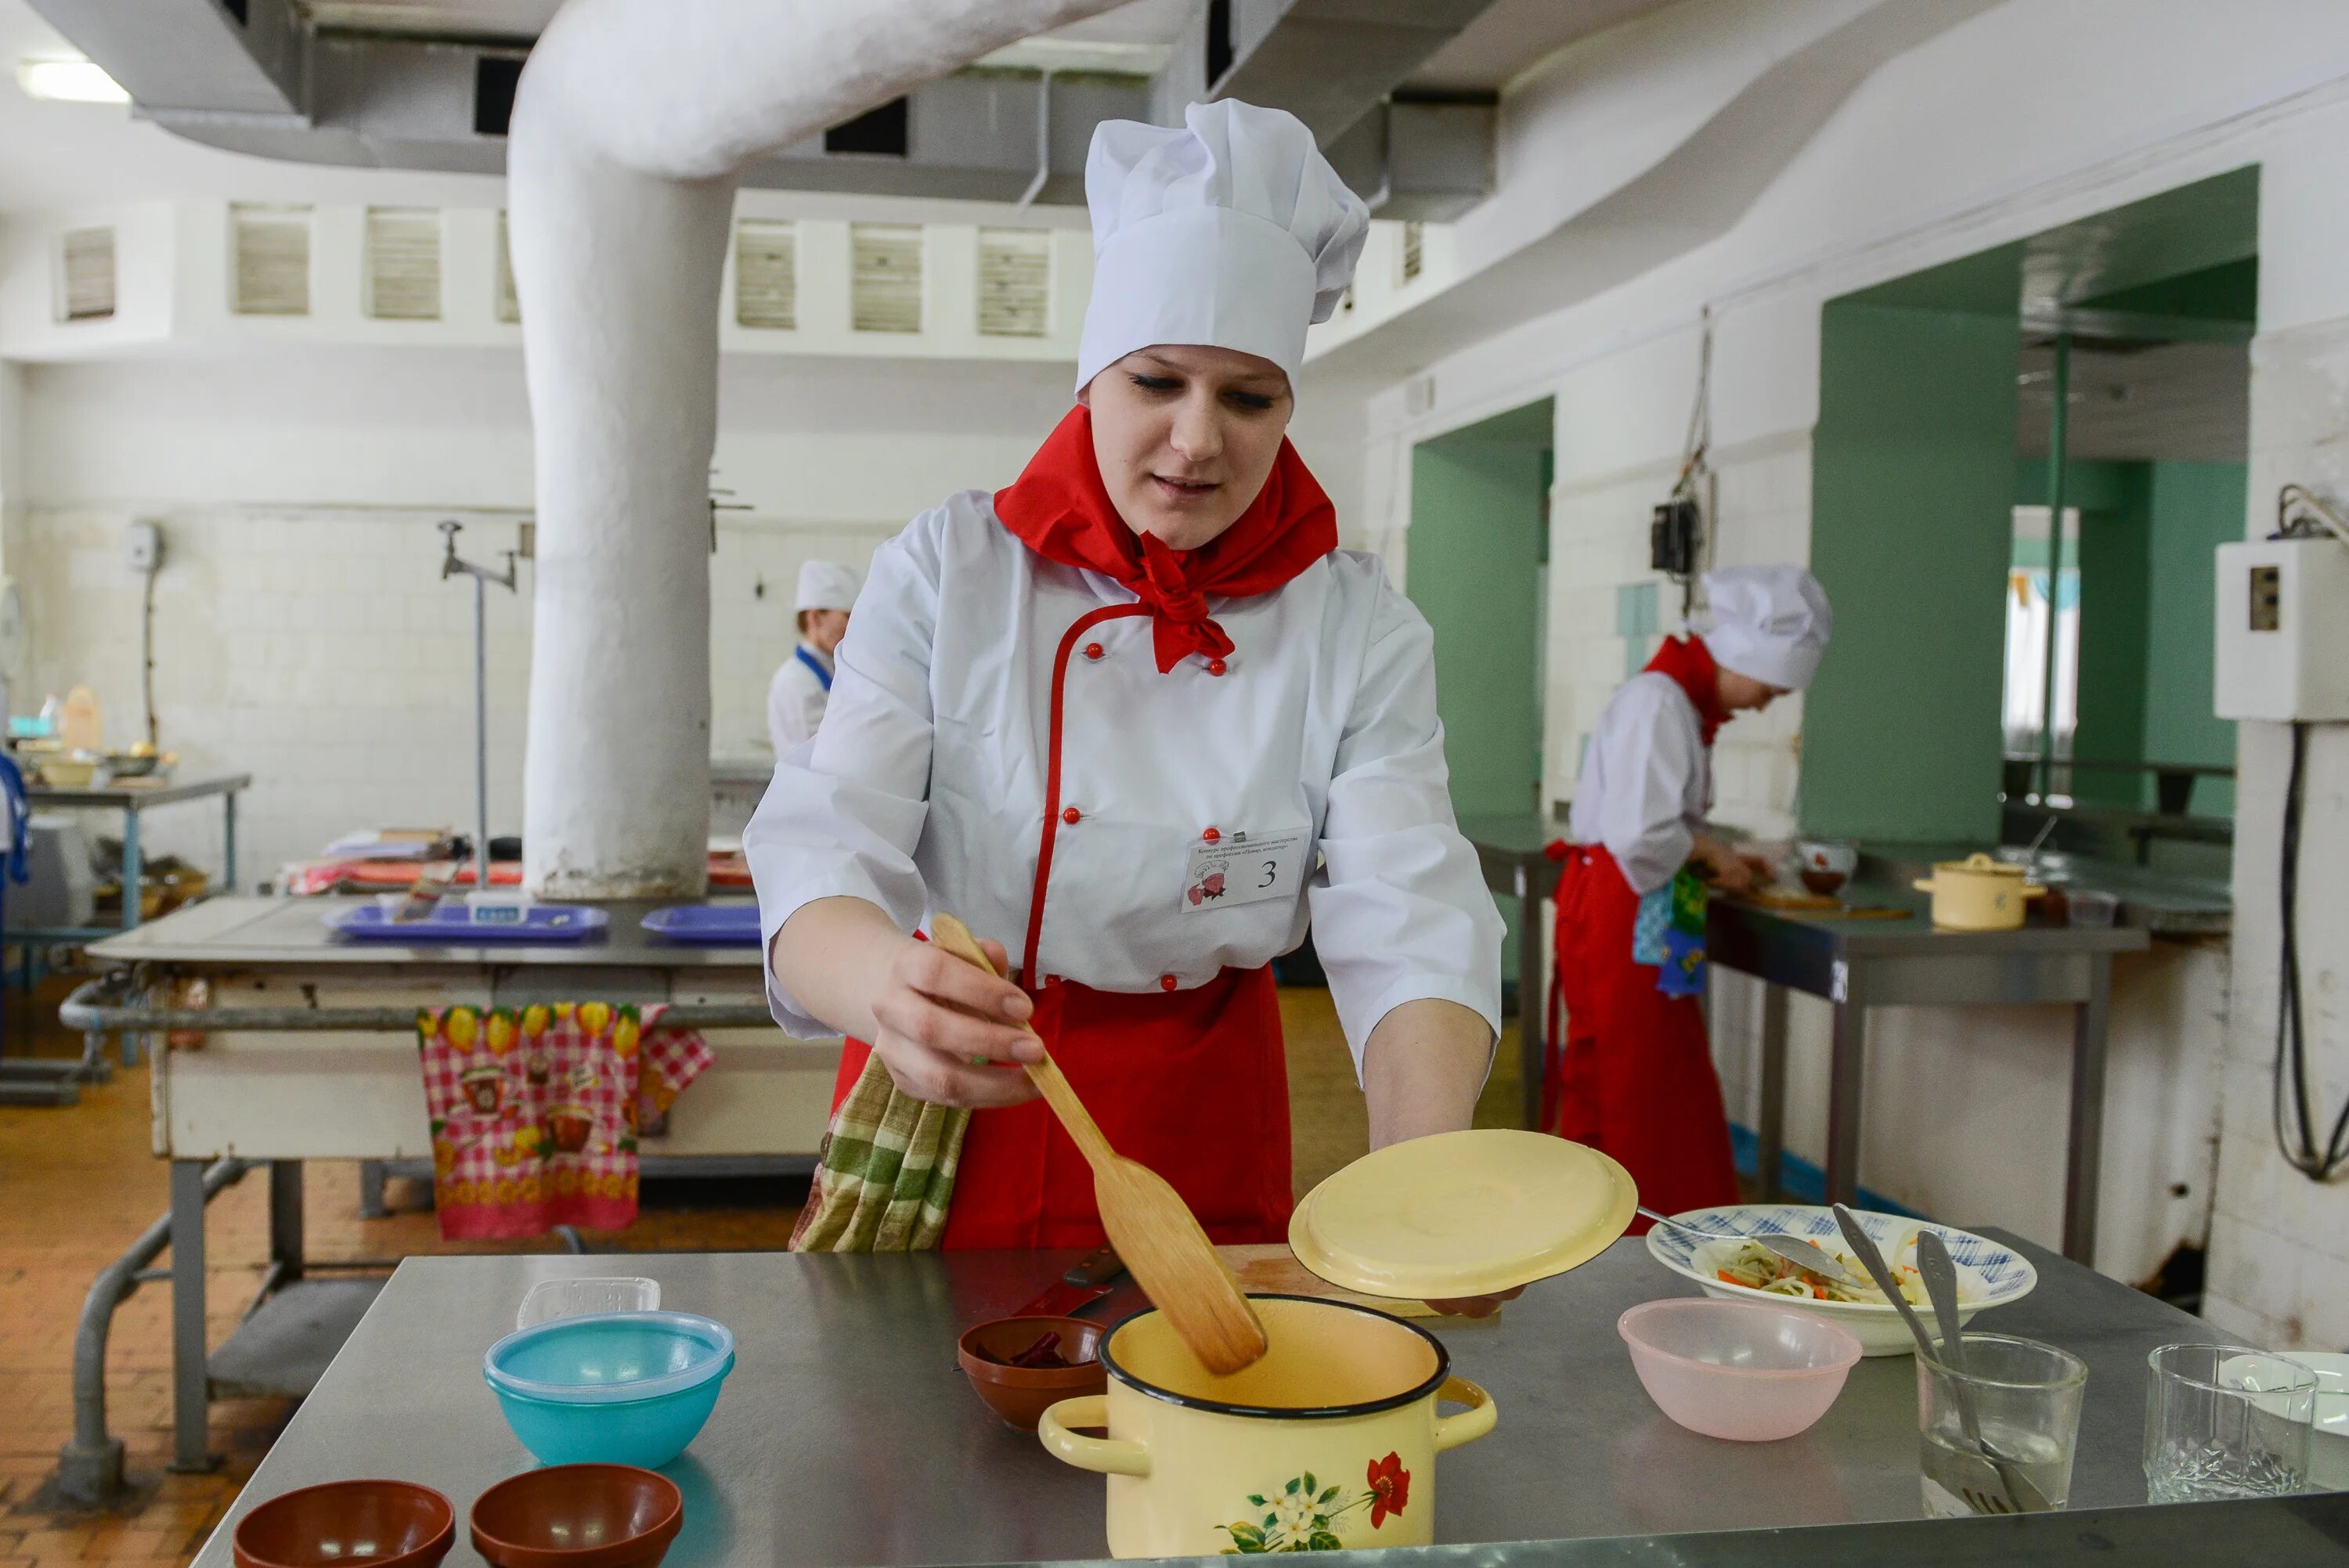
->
[1215,1455,1411,1553]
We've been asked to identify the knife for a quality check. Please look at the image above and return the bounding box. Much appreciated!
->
[1013,1246,1128,1318]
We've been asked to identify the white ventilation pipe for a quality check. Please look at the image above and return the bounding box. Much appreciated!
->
[509,0,1128,897]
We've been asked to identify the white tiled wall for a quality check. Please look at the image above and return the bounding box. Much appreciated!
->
[20,505,892,887]
[2203,305,2349,1350]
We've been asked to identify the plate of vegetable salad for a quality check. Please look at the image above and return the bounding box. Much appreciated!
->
[1644,1205,2037,1357]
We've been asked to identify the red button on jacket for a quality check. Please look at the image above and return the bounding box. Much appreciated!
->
[1207,658,1228,676]
[1084,643,1104,661]
[1201,827,1220,843]
[1160,974,1178,992]
[1062,806,1081,825]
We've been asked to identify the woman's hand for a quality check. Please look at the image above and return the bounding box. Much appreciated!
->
[1688,834,1758,894]
[865,933,1044,1107]
[770,896,1042,1108]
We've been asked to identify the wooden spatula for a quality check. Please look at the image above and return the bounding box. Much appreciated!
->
[929,913,1268,1375]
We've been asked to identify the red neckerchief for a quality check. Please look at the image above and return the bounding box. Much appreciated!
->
[993,406,1338,673]
[1644,633,1729,747]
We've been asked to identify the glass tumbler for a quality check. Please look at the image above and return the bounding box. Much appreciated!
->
[2143,1343,2316,1504]
[1916,1333,2087,1517]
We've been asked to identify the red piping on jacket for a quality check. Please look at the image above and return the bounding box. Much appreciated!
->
[1023,603,1151,979]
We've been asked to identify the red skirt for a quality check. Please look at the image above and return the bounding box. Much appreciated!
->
[827,964,1293,1249]
[1550,845,1738,1227]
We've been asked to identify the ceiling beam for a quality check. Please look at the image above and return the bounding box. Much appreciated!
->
[26,0,304,115]
[31,0,1496,214]
[1212,0,1503,141]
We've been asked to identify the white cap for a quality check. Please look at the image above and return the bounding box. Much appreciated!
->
[1074,99,1370,393]
[794,561,860,614]
[1701,565,1833,690]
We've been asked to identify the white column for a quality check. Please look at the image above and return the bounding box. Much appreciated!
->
[507,0,1128,896]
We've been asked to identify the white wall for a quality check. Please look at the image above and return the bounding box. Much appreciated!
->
[12,347,1092,885]
[1337,0,2349,1289]
[2203,107,2349,1350]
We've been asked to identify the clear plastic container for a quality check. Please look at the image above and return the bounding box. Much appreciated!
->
[515,1276,661,1330]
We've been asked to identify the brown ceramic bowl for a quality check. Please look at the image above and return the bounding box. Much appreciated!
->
[233,1479,456,1568]
[957,1314,1107,1431]
[469,1464,682,1568]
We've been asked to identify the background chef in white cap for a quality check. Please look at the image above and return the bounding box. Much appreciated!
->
[1551,564,1833,1223]
[765,561,860,758]
[748,100,1504,1264]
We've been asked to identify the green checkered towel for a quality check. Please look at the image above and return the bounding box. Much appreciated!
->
[788,1050,969,1252]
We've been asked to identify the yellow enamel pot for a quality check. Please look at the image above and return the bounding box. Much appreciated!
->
[1037,1295,1496,1560]
[1912,852,2044,931]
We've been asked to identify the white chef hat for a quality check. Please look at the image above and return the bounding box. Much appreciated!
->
[1074,99,1370,394]
[794,561,860,614]
[1701,565,1834,690]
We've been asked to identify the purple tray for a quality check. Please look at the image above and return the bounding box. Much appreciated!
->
[640,903,763,946]
[325,903,609,943]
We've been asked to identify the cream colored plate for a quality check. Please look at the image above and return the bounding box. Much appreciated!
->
[1288,1129,1637,1299]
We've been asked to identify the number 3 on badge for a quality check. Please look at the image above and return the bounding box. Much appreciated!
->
[1181,828,1310,914]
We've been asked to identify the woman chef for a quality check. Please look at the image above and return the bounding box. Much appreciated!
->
[746,99,1504,1250]
[1551,565,1831,1223]
[765,561,860,758]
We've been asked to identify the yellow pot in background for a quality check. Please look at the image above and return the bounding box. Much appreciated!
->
[1038,1295,1496,1560]
[1912,852,2044,931]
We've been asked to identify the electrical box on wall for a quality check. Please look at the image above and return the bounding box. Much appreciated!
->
[2214,537,2349,720]
[123,520,162,573]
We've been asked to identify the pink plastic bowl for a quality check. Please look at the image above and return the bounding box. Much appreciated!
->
[1618,1297,1862,1442]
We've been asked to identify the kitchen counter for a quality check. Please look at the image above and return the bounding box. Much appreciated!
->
[86,893,766,971]
[188,1234,2290,1568]
[1708,882,2147,1265]
[1860,842,2230,936]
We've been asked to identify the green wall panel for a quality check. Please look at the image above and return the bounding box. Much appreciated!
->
[2144,461,2246,815]
[1409,433,1550,979]
[1805,299,2020,843]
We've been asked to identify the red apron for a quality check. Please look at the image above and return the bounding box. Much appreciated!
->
[825,966,1293,1249]
[1548,843,1738,1228]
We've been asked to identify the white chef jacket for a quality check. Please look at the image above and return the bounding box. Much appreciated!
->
[745,490,1503,1072]
[765,644,832,757]
[1566,672,1710,896]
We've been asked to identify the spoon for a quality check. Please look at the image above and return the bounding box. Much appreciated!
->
[1918,1231,2051,1512]
[1830,1203,1939,1358]
[1835,1207,2025,1519]
[1640,1206,1867,1292]
[929,913,1268,1375]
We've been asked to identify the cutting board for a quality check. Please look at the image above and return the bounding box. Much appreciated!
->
[1217,1244,1456,1320]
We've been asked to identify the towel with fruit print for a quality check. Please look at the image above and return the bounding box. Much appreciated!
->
[417,1002,714,1240]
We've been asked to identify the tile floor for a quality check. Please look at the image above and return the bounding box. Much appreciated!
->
[0,974,1522,1566]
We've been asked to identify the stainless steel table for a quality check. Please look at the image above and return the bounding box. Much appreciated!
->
[85,892,769,974]
[1705,881,2147,1265]
[60,895,804,1498]
[1458,813,1565,1130]
[2,772,251,1106]
[188,1233,2280,1567]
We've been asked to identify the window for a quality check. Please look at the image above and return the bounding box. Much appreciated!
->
[495,211,520,323]
[850,223,922,333]
[976,228,1051,337]
[365,207,442,320]
[734,219,796,330]
[2003,505,2080,760]
[57,226,114,321]
[231,204,310,316]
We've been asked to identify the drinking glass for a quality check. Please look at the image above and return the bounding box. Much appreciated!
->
[1916,1333,2087,1517]
[2143,1343,2317,1504]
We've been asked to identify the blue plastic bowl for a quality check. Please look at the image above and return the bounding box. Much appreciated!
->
[483,1310,734,1469]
